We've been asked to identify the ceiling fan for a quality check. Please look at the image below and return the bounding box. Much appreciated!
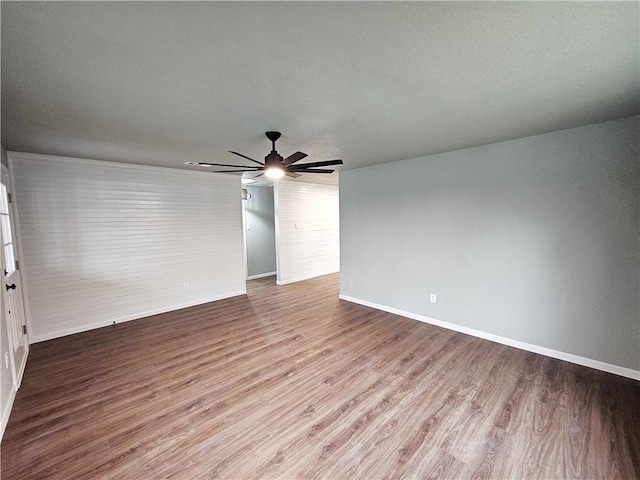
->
[185,131,343,179]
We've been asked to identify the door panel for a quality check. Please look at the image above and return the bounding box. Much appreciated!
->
[3,273,28,387]
[1,169,28,388]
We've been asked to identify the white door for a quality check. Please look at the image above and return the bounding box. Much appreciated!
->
[1,169,28,388]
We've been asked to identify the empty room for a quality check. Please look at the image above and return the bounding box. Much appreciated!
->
[1,2,639,479]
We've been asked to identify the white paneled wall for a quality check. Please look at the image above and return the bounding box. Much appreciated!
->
[10,153,245,342]
[275,181,339,285]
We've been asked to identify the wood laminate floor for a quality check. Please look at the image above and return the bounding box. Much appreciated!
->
[2,274,639,479]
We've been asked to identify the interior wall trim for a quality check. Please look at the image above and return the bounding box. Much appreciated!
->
[247,271,276,280]
[339,294,640,381]
[30,291,246,344]
[0,382,17,443]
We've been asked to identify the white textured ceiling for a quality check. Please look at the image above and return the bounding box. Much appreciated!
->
[2,1,639,180]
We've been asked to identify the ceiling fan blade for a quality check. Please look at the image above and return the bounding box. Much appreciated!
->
[211,169,265,173]
[229,151,265,166]
[289,159,343,169]
[251,172,265,179]
[285,171,301,178]
[288,168,335,173]
[192,162,261,169]
[282,151,308,165]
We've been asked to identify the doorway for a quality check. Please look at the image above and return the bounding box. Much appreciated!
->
[243,185,277,281]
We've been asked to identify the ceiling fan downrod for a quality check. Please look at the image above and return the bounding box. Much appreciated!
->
[265,131,281,153]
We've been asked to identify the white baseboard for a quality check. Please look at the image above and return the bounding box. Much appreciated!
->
[30,290,247,343]
[339,294,640,381]
[1,382,17,443]
[276,269,339,286]
[247,271,276,280]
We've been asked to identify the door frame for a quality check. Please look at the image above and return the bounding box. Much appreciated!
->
[1,163,29,389]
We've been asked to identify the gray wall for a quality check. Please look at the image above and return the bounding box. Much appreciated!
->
[340,116,639,371]
[246,185,276,278]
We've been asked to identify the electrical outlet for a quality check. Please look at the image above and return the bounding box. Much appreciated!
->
[430,293,437,304]
[4,352,9,369]
[183,282,190,290]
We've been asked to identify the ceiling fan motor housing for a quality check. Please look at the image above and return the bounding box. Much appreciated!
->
[265,151,284,166]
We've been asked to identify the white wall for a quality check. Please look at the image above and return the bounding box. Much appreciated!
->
[275,180,339,285]
[245,185,276,278]
[340,116,639,379]
[10,153,246,342]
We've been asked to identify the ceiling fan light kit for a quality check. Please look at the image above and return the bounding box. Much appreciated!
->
[265,166,285,179]
[185,132,343,179]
